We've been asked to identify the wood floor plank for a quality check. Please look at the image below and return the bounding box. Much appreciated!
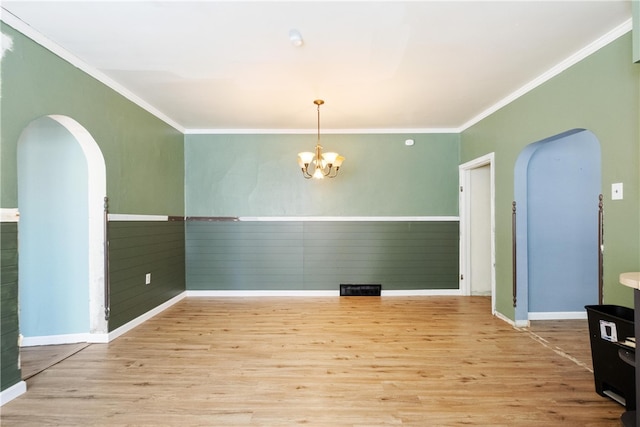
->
[20,343,90,380]
[1,297,624,426]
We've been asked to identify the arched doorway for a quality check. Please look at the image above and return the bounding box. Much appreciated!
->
[514,129,601,323]
[17,115,107,345]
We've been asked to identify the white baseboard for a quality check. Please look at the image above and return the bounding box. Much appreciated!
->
[21,333,92,347]
[185,289,462,297]
[528,311,587,320]
[6,293,185,406]
[382,289,462,296]
[0,381,26,406]
[494,310,530,328]
[107,292,186,341]
[186,290,338,297]
[21,293,188,346]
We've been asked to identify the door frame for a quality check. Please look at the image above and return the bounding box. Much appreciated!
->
[459,153,496,313]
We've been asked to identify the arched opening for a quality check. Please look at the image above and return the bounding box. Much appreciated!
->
[17,115,107,348]
[514,129,601,323]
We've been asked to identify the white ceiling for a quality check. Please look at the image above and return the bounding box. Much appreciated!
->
[0,1,633,132]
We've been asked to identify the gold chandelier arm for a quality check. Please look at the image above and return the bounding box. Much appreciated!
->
[325,166,341,178]
[300,164,313,179]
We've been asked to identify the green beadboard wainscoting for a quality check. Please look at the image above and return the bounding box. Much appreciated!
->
[0,223,21,391]
[186,221,459,291]
[108,220,186,331]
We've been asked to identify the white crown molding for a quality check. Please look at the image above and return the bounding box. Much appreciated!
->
[184,128,460,135]
[0,10,185,134]
[1,8,630,137]
[460,19,632,132]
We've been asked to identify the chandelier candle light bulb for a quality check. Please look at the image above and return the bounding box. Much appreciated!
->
[297,99,344,179]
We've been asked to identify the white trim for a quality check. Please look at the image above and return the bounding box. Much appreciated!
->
[108,214,170,222]
[87,333,109,344]
[46,115,108,336]
[0,381,26,406]
[187,290,337,297]
[21,333,91,347]
[460,19,632,131]
[382,289,462,296]
[21,294,188,345]
[495,310,529,328]
[0,12,184,133]
[0,208,19,222]
[0,10,630,137]
[107,292,186,341]
[186,289,461,297]
[528,311,587,321]
[185,128,460,135]
[458,153,496,314]
[237,216,459,222]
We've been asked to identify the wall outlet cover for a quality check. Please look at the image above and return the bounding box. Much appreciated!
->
[612,182,623,200]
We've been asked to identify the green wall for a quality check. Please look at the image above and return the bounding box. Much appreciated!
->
[184,133,461,293]
[0,23,185,215]
[185,133,459,217]
[186,221,459,291]
[108,221,185,331]
[0,22,186,393]
[461,33,640,318]
[0,223,20,391]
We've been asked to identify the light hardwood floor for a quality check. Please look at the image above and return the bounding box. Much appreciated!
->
[1,297,624,426]
[20,343,90,380]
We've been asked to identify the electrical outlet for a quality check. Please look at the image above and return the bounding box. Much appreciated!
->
[612,182,623,200]
[145,273,151,285]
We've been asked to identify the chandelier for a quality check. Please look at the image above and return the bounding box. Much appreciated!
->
[297,99,345,179]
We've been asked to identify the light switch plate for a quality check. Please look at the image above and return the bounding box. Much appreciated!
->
[612,183,623,200]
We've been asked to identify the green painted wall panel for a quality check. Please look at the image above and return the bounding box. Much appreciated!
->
[461,33,640,318]
[1,22,186,392]
[185,133,459,217]
[187,221,304,290]
[0,23,184,215]
[0,223,21,390]
[186,221,459,291]
[108,221,185,331]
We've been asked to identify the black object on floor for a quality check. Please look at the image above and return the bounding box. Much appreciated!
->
[585,304,635,410]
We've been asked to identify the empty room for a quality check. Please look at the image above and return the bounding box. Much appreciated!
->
[1,1,639,426]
